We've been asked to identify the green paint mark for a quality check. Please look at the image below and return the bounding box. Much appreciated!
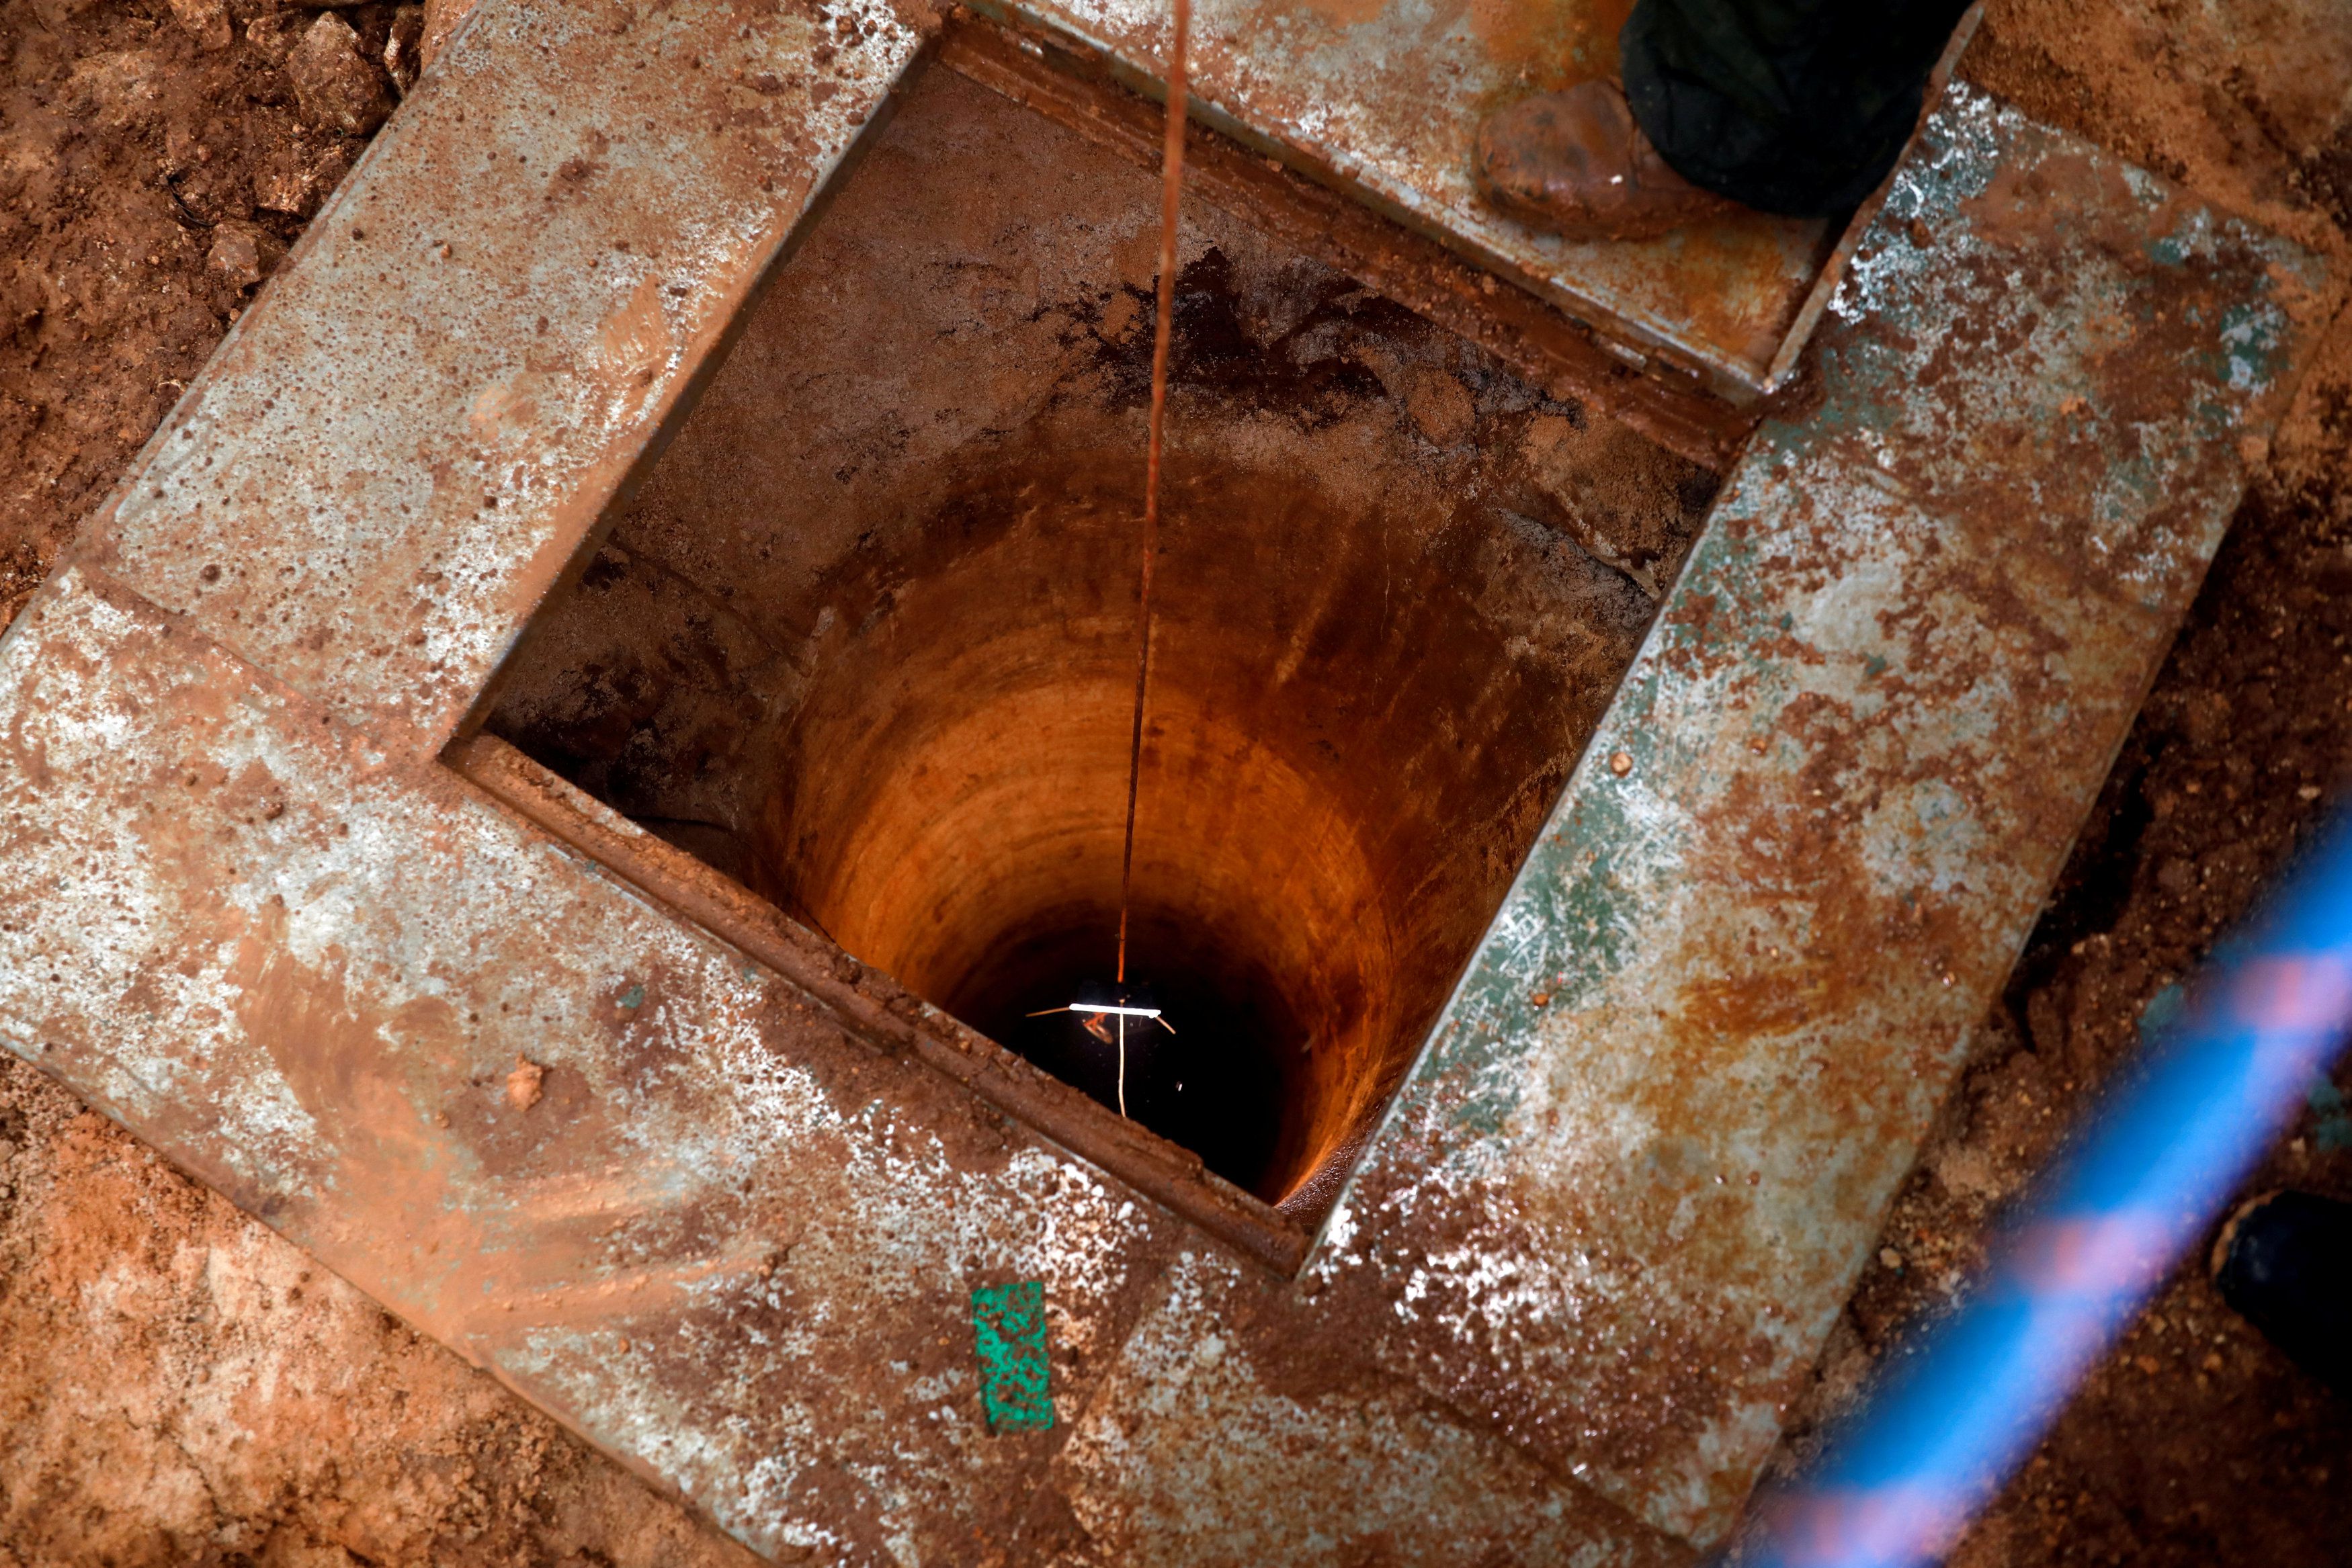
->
[618,984,645,1009]
[1863,653,1888,679]
[970,1280,1052,1432]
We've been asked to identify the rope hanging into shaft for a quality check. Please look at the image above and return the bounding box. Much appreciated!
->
[1115,0,1191,991]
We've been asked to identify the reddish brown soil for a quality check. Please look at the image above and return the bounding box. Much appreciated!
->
[1,0,2351,1562]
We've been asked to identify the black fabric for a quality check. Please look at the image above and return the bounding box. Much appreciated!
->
[2212,1190,2352,1399]
[1620,0,1973,216]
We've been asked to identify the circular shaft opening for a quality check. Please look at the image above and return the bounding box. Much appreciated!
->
[484,66,1711,1213]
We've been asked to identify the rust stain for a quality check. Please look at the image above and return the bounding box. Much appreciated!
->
[985,0,1832,392]
[1290,0,1384,29]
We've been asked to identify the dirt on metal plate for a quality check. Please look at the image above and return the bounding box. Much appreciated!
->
[977,0,1835,394]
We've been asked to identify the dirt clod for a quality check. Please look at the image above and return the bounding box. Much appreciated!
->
[385,3,423,93]
[505,1055,547,1111]
[165,0,230,52]
[243,11,305,65]
[204,219,283,289]
[287,13,393,137]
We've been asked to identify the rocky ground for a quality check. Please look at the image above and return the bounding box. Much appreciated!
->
[3,0,2351,1561]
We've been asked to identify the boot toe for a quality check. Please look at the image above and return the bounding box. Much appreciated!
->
[1472,81,1732,242]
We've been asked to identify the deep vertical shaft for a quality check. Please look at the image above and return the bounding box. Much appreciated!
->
[1116,0,1190,989]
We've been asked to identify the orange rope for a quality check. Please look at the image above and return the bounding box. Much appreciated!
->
[1116,0,1189,988]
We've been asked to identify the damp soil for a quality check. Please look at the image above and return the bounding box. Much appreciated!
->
[3,0,2352,1562]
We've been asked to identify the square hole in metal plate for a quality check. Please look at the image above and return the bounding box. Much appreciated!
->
[476,40,1719,1224]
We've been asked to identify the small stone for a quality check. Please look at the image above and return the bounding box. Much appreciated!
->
[1930,1143,2001,1202]
[505,1055,546,1110]
[65,50,167,132]
[385,5,425,94]
[1878,1247,1903,1270]
[205,222,284,290]
[288,13,396,137]
[1607,750,1633,777]
[254,144,355,219]
[0,1139,16,1162]
[244,13,304,64]
[166,0,232,50]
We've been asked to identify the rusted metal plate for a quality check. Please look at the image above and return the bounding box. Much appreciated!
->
[0,564,1183,1563]
[1049,1249,1695,1567]
[977,0,1832,396]
[1317,81,2330,1546]
[449,730,1313,1275]
[84,0,929,765]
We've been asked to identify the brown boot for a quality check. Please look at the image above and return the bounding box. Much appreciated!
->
[1473,79,1745,242]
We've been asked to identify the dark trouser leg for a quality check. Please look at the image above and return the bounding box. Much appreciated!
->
[2212,1190,2352,1398]
[1620,0,1974,216]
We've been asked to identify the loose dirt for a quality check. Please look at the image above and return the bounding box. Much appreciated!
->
[2,0,2351,1562]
